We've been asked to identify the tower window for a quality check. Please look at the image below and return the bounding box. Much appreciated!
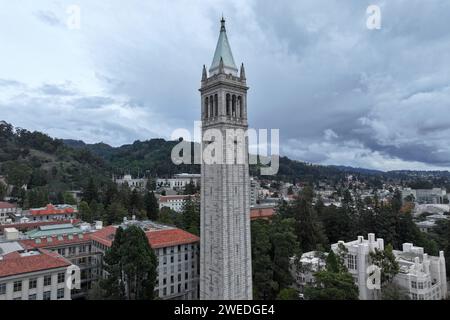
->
[238,96,243,118]
[232,95,236,117]
[226,94,230,116]
[214,94,218,116]
[205,97,209,118]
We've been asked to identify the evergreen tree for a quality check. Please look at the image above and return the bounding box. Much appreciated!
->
[304,249,359,300]
[83,177,98,203]
[291,187,328,252]
[101,226,157,300]
[144,191,159,220]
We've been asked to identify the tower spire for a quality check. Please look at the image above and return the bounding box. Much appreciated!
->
[219,57,224,74]
[202,64,207,81]
[240,63,246,80]
[209,17,238,76]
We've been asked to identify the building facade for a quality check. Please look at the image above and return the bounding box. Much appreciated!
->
[157,174,201,191]
[159,195,192,213]
[0,202,17,224]
[199,18,252,300]
[90,221,200,300]
[330,234,448,300]
[0,244,72,300]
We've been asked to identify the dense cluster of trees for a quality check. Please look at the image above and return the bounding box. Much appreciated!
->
[77,178,160,225]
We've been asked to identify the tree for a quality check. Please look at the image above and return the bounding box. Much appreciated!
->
[78,201,92,223]
[276,288,298,300]
[144,191,159,220]
[251,216,299,300]
[184,180,197,195]
[63,192,77,205]
[291,187,328,252]
[129,189,143,216]
[106,201,127,225]
[0,182,6,200]
[102,226,157,300]
[304,250,359,300]
[181,196,200,236]
[370,244,399,286]
[83,177,98,203]
[251,220,275,299]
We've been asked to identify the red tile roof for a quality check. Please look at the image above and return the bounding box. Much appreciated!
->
[20,233,91,249]
[0,202,16,209]
[250,207,275,220]
[0,249,71,278]
[0,220,80,233]
[147,229,199,249]
[90,225,200,249]
[29,204,76,217]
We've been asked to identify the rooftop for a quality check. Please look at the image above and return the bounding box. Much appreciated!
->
[90,222,200,249]
[26,223,83,238]
[28,204,76,217]
[0,248,71,278]
[0,201,16,209]
[209,17,238,76]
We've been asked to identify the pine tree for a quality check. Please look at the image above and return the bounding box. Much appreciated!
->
[101,226,157,300]
[144,191,159,220]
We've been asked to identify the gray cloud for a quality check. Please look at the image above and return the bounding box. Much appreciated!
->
[1,0,450,171]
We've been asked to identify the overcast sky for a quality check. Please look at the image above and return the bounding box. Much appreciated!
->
[1,0,450,171]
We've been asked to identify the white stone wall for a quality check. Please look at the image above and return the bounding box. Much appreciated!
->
[0,267,71,300]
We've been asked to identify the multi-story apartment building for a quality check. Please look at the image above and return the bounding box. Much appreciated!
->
[90,220,200,300]
[0,242,72,300]
[0,202,17,224]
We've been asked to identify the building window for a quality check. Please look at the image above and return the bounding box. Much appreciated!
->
[43,291,51,300]
[185,272,189,280]
[348,255,357,270]
[178,274,182,282]
[411,281,417,289]
[411,293,417,300]
[44,275,52,286]
[170,256,174,263]
[57,288,65,299]
[28,294,37,300]
[171,286,174,294]
[29,278,37,289]
[13,280,22,292]
[163,288,167,296]
[58,272,65,284]
[178,284,181,293]
[418,282,424,289]
[171,276,174,284]
[0,283,6,295]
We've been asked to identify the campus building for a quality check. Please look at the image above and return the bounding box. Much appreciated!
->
[0,242,72,300]
[90,220,200,300]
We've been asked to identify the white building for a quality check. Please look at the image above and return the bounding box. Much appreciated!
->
[393,243,447,300]
[402,188,447,204]
[0,242,72,300]
[159,195,193,213]
[114,174,147,191]
[157,174,201,191]
[331,234,447,300]
[90,220,200,300]
[250,178,260,207]
[290,251,327,294]
[0,202,17,224]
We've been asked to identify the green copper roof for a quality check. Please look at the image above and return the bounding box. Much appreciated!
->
[26,224,82,238]
[209,18,238,75]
